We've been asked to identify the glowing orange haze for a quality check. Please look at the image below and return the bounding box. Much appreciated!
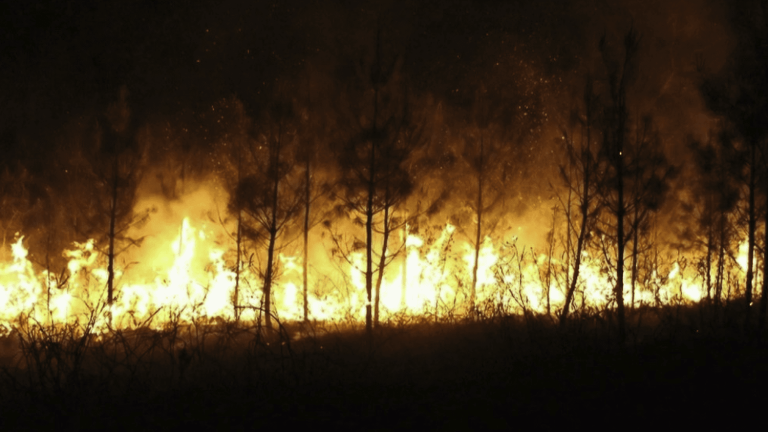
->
[0,184,730,333]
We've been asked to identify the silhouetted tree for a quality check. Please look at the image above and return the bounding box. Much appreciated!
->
[211,97,251,322]
[593,30,674,341]
[558,75,600,326]
[333,26,425,334]
[597,29,639,343]
[624,116,675,310]
[295,79,335,323]
[71,86,150,309]
[699,0,768,328]
[230,97,303,330]
[685,131,741,310]
[452,90,513,313]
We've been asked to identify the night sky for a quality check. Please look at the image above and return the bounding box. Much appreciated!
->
[0,0,732,152]
[0,0,746,254]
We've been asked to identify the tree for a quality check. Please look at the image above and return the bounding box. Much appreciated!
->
[698,0,768,328]
[685,131,740,310]
[70,86,150,311]
[595,29,674,341]
[211,97,251,322]
[450,90,514,313]
[295,78,335,323]
[624,116,675,310]
[229,97,303,331]
[558,75,600,326]
[596,29,639,343]
[333,27,425,334]
[370,92,432,327]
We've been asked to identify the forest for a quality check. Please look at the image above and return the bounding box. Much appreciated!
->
[0,0,767,429]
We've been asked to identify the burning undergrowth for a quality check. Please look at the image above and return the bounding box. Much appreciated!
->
[0,177,711,333]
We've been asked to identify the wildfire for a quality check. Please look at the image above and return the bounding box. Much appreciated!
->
[0,187,751,334]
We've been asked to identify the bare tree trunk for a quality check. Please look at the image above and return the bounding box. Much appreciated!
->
[107,159,119,309]
[365,84,379,336]
[374,199,391,327]
[545,207,557,317]
[560,78,593,327]
[615,85,627,345]
[45,234,52,320]
[233,140,244,322]
[365,165,375,334]
[630,213,639,311]
[400,210,407,310]
[706,214,714,304]
[564,188,572,300]
[746,142,757,326]
[303,153,311,322]
[760,207,768,331]
[263,126,284,331]
[234,210,242,322]
[616,159,626,344]
[263,227,277,330]
[716,217,726,309]
[561,205,588,326]
[471,136,484,313]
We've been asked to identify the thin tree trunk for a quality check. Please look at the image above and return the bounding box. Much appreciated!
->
[760,207,768,331]
[107,159,119,308]
[565,186,572,299]
[630,137,642,312]
[303,152,311,322]
[746,143,756,326]
[365,84,379,336]
[374,199,391,327]
[631,214,639,311]
[706,212,714,304]
[471,136,484,313]
[234,210,242,322]
[560,79,593,326]
[401,210,407,310]
[263,125,283,331]
[303,83,313,324]
[233,143,243,322]
[264,228,276,330]
[365,167,375,334]
[616,162,626,344]
[615,89,627,345]
[45,234,52,319]
[545,207,557,317]
[716,216,726,309]
[561,206,588,326]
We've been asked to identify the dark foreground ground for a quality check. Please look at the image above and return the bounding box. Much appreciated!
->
[0,305,766,431]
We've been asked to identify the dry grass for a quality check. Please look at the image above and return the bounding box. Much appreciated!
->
[0,299,766,430]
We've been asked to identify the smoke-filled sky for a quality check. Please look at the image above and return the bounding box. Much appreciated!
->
[0,0,733,143]
[0,0,741,250]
